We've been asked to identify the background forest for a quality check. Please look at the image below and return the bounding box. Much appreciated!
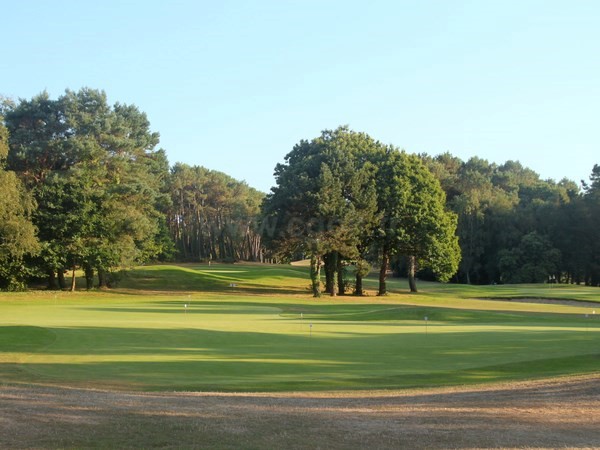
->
[1,89,599,290]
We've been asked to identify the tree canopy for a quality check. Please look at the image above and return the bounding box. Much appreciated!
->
[168,163,264,263]
[373,149,460,293]
[4,89,170,289]
[0,119,39,290]
[262,127,460,296]
[422,154,599,286]
[1,88,599,291]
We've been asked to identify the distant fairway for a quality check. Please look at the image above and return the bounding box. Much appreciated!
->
[0,263,598,392]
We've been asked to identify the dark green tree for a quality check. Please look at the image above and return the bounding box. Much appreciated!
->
[262,127,380,297]
[374,149,460,294]
[498,231,561,283]
[581,165,600,285]
[0,120,39,290]
[4,88,171,289]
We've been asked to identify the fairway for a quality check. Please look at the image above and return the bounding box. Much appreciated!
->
[1,264,599,392]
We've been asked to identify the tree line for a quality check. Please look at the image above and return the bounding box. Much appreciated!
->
[423,153,600,286]
[261,127,460,296]
[168,163,264,263]
[0,89,263,290]
[1,89,599,291]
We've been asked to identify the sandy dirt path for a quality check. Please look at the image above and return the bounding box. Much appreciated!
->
[1,374,599,449]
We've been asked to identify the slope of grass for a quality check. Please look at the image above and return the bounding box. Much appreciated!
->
[121,263,311,294]
[0,263,598,392]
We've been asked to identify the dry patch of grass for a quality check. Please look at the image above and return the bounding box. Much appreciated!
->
[1,374,598,449]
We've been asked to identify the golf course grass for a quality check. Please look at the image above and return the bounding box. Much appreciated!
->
[0,263,598,392]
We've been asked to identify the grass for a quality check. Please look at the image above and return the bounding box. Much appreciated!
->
[0,263,598,392]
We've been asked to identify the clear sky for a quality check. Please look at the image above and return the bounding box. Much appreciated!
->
[3,0,599,192]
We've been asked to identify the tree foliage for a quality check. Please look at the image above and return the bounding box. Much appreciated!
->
[1,87,598,292]
[4,89,171,289]
[372,149,460,294]
[423,154,600,286]
[0,120,39,290]
[262,127,381,296]
[263,127,460,296]
[168,163,264,262]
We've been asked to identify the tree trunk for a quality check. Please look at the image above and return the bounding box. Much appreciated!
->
[407,255,418,293]
[355,273,363,296]
[354,259,370,296]
[378,251,389,296]
[57,269,66,290]
[98,268,106,288]
[337,257,345,295]
[47,270,58,290]
[323,252,337,296]
[310,254,322,298]
[70,267,77,292]
[84,264,94,290]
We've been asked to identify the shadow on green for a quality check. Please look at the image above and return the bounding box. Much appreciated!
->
[1,324,598,392]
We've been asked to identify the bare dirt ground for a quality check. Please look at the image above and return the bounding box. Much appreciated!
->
[477,297,600,308]
[1,374,599,449]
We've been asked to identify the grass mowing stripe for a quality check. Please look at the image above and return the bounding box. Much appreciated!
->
[0,263,599,392]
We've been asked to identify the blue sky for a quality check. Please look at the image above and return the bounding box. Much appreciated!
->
[3,0,599,192]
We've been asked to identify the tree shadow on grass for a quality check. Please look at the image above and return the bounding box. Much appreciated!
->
[2,325,598,392]
[118,265,311,296]
[75,299,600,326]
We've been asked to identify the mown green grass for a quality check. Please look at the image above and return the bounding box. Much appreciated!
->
[0,263,598,391]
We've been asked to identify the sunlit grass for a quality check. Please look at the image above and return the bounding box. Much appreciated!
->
[0,263,598,391]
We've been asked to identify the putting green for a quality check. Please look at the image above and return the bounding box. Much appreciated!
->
[0,264,598,391]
